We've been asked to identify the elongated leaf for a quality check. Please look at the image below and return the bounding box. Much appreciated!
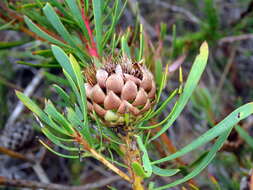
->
[16,91,70,136]
[24,16,70,49]
[63,69,94,145]
[51,0,71,18]
[32,49,52,56]
[235,125,253,148]
[138,24,144,61]
[0,41,28,49]
[75,104,83,121]
[17,61,59,68]
[69,54,87,122]
[156,64,169,105]
[53,84,71,106]
[0,20,15,30]
[67,107,84,129]
[155,129,232,189]
[121,35,130,57]
[43,3,88,62]
[146,89,178,120]
[65,0,89,40]
[141,101,178,129]
[132,162,149,178]
[135,135,152,178]
[92,0,103,56]
[151,42,209,140]
[155,59,163,87]
[44,72,69,86]
[39,139,79,159]
[153,102,253,164]
[44,100,74,135]
[16,91,47,122]
[152,165,180,177]
[102,0,122,47]
[42,128,78,151]
[63,70,82,113]
[42,128,74,142]
[51,45,76,82]
[43,3,76,47]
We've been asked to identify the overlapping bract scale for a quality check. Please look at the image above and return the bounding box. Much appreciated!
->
[84,58,156,126]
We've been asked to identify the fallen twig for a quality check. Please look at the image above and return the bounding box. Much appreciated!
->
[0,175,121,190]
[219,34,253,45]
[145,0,201,24]
[0,146,35,163]
[215,46,237,100]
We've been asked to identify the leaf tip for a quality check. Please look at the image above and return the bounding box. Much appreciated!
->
[200,41,209,54]
[44,2,51,9]
[15,90,22,97]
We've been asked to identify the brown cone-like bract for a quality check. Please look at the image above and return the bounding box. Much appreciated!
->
[84,57,156,127]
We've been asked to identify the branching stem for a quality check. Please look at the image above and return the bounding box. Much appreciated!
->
[74,131,131,182]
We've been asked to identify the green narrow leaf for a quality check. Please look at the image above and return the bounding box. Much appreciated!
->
[39,139,79,159]
[151,42,209,140]
[63,70,83,114]
[155,64,169,104]
[102,0,121,47]
[155,129,232,189]
[0,20,15,30]
[34,0,43,8]
[155,60,163,87]
[16,91,47,121]
[44,72,69,86]
[16,91,70,136]
[152,165,180,177]
[121,35,131,57]
[43,3,77,47]
[235,125,253,148]
[42,128,74,142]
[51,45,76,82]
[140,100,178,129]
[66,107,93,147]
[24,16,71,49]
[92,0,103,56]
[65,0,89,40]
[147,89,178,120]
[30,49,53,57]
[16,61,59,68]
[75,104,83,120]
[42,128,78,151]
[138,24,144,61]
[101,127,122,145]
[51,0,71,18]
[69,54,87,123]
[132,162,149,178]
[110,34,117,55]
[43,3,88,62]
[153,102,253,164]
[0,41,29,49]
[135,135,152,178]
[44,100,75,135]
[53,84,71,106]
[67,107,84,128]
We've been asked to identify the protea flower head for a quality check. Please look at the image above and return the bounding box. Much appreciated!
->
[84,57,156,127]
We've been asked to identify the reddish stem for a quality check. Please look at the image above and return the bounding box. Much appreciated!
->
[80,0,99,58]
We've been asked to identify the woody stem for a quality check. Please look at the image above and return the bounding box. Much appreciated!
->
[75,132,131,182]
[121,127,145,190]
